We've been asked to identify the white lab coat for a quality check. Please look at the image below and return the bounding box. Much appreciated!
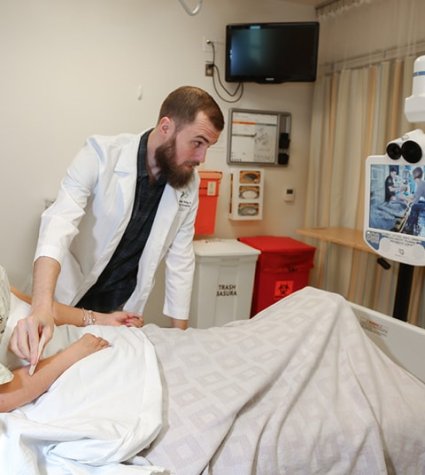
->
[35,132,199,319]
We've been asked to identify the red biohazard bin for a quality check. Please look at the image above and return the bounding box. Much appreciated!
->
[194,171,223,236]
[238,235,316,316]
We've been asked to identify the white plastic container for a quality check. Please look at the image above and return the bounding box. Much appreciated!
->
[190,239,260,328]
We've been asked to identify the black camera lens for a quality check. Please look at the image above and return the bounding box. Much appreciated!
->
[401,140,422,163]
[386,142,402,160]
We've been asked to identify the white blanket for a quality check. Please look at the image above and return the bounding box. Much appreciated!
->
[140,287,425,474]
[0,296,165,475]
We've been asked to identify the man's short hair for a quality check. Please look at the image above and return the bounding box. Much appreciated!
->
[158,86,224,132]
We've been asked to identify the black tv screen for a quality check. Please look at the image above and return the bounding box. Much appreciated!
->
[225,22,320,84]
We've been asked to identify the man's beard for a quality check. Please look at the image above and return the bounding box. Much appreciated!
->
[154,136,196,188]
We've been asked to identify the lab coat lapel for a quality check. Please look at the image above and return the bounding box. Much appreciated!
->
[145,183,194,265]
[110,136,139,234]
[86,137,140,283]
[144,184,179,256]
[124,184,185,311]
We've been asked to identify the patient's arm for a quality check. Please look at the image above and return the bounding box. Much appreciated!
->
[171,318,188,330]
[0,333,109,412]
[11,288,144,328]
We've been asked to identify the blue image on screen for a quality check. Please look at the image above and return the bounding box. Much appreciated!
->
[369,164,425,237]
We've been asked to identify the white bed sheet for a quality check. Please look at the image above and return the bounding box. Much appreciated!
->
[0,296,165,475]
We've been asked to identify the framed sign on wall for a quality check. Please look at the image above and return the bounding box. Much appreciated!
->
[227,108,291,166]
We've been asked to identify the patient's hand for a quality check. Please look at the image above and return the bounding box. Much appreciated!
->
[65,333,110,365]
[94,311,144,328]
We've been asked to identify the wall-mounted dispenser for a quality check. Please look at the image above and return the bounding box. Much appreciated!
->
[229,168,264,220]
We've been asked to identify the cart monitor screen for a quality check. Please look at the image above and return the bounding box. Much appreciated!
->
[364,156,425,266]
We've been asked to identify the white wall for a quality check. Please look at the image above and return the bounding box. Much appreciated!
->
[0,0,316,289]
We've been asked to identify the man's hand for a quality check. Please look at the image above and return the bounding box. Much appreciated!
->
[11,256,61,365]
[9,311,54,365]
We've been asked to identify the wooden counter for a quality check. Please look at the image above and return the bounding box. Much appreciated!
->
[296,227,372,254]
[296,227,419,323]
[296,227,373,300]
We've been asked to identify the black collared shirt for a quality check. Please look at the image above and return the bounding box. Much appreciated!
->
[77,130,166,312]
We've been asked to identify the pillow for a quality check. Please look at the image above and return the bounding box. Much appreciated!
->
[0,292,31,372]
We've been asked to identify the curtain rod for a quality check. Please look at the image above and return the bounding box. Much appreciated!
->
[316,0,375,20]
[320,39,425,75]
[316,0,340,8]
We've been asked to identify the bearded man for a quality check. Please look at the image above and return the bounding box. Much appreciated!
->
[10,86,224,366]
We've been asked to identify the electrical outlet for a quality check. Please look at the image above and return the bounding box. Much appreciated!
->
[205,63,214,77]
[284,188,295,203]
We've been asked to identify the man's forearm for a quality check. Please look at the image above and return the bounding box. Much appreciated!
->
[31,256,61,314]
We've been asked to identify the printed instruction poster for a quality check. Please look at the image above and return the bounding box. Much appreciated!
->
[230,111,278,164]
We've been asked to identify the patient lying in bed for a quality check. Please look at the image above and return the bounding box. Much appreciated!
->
[0,265,143,412]
[0,269,164,474]
[1,265,425,475]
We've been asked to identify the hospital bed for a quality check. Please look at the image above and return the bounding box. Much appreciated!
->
[351,300,425,384]
[1,286,425,474]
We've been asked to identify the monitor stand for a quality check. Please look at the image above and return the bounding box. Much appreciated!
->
[393,263,414,321]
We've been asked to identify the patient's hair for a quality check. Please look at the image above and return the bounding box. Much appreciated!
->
[158,86,224,132]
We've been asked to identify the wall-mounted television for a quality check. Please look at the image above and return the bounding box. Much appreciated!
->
[225,22,320,84]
